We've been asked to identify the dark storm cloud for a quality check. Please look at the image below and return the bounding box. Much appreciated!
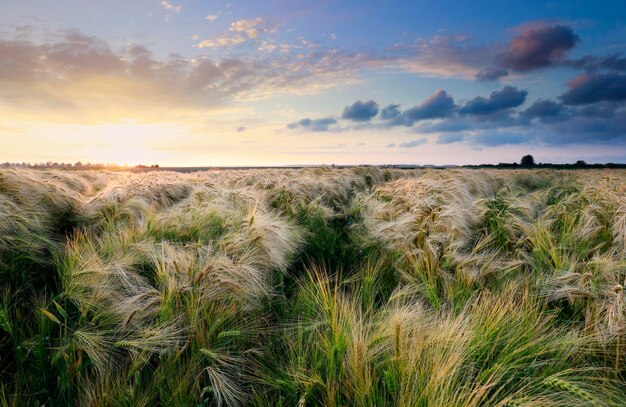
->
[342,100,379,122]
[545,113,626,144]
[460,86,527,115]
[520,99,564,120]
[497,24,579,72]
[387,90,456,126]
[578,103,619,119]
[560,72,626,105]
[566,54,626,72]
[442,102,625,146]
[287,117,338,131]
[380,104,401,119]
[406,90,456,120]
[475,67,509,82]
[282,42,624,148]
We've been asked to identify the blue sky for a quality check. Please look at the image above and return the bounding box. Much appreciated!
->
[0,0,625,165]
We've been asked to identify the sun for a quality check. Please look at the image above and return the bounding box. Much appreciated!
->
[75,122,182,166]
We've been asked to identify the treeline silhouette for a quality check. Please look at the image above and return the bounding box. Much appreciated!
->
[464,155,626,169]
[467,162,626,169]
[1,155,624,170]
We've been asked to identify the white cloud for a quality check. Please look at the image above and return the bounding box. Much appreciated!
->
[205,14,219,22]
[196,18,277,49]
[160,1,181,13]
[197,35,246,48]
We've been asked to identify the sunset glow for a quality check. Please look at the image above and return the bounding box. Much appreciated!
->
[1,1,625,165]
[3,3,626,404]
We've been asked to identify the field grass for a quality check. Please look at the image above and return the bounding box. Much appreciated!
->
[1,167,625,406]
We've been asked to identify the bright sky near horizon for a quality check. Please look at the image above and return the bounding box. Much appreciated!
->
[1,0,625,166]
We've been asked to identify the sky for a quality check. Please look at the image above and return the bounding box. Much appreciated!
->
[1,0,625,166]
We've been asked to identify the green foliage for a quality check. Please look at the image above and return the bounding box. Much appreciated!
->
[1,167,626,406]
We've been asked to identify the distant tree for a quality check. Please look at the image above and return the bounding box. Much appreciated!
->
[520,155,536,166]
[575,160,587,167]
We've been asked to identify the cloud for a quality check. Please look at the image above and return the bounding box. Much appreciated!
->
[402,89,456,121]
[544,112,626,144]
[3,21,601,126]
[472,132,531,146]
[230,18,274,39]
[388,89,456,126]
[437,104,626,147]
[578,103,618,119]
[205,15,219,22]
[460,86,527,115]
[3,24,624,150]
[160,1,181,13]
[398,138,428,148]
[414,119,472,133]
[386,35,505,79]
[196,18,277,48]
[497,24,579,72]
[0,29,379,121]
[437,134,465,144]
[565,54,626,72]
[342,100,379,122]
[236,126,246,132]
[475,67,509,81]
[560,72,626,105]
[281,76,619,149]
[286,117,337,132]
[384,25,591,80]
[379,24,585,81]
[381,104,401,119]
[520,99,564,121]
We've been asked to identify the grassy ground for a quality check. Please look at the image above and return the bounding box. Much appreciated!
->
[0,167,625,406]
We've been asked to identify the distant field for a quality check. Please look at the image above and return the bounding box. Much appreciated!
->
[1,167,625,406]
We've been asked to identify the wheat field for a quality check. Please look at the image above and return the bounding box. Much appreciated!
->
[1,167,625,406]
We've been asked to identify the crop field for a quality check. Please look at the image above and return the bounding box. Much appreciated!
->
[1,167,626,406]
